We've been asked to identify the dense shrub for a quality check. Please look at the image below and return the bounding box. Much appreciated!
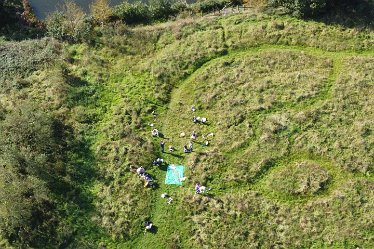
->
[148,0,182,21]
[46,12,66,40]
[90,0,113,24]
[113,0,188,25]
[46,12,94,42]
[0,38,60,82]
[269,0,374,21]
[113,2,152,25]
[46,1,94,42]
[193,0,232,13]
[269,0,327,17]
[0,0,20,26]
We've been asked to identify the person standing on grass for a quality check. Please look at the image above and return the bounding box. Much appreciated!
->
[160,141,165,153]
[191,131,197,140]
[195,183,201,194]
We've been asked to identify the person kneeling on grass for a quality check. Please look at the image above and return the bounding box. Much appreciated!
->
[195,183,201,194]
[169,145,175,152]
[143,173,154,188]
[136,166,145,175]
[153,158,163,166]
[144,221,153,232]
[151,128,159,137]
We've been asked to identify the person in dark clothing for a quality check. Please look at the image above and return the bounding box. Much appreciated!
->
[191,131,197,140]
[160,141,165,153]
[144,220,153,232]
[153,158,164,166]
[192,116,198,124]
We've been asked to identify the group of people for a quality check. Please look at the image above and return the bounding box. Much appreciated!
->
[183,142,193,153]
[143,105,213,233]
[192,116,207,124]
[152,157,164,167]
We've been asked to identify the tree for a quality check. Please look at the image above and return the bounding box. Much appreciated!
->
[113,2,151,25]
[268,0,327,17]
[61,0,86,33]
[149,0,179,21]
[91,0,113,24]
[46,0,94,42]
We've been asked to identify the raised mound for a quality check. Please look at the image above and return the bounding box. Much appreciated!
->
[265,161,330,197]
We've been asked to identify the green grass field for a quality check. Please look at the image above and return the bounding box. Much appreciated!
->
[0,10,373,248]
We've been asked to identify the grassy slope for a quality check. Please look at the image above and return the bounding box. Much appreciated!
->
[1,10,373,248]
[90,13,373,248]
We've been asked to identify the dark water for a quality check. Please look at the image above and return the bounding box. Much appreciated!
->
[29,0,125,19]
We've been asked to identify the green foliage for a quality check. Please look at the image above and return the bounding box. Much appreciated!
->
[194,0,231,13]
[1,10,374,248]
[148,0,180,21]
[113,2,152,25]
[269,0,327,17]
[46,1,94,42]
[91,0,113,24]
[0,38,60,82]
[0,102,60,247]
[0,0,23,26]
[45,12,66,40]
[266,161,330,196]
[268,0,374,23]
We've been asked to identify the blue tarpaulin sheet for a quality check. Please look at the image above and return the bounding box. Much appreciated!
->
[165,165,184,185]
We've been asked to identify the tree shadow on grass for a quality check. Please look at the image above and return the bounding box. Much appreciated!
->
[304,3,374,30]
[157,163,168,171]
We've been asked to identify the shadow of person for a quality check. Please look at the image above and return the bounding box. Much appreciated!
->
[169,153,185,159]
[158,164,168,171]
[146,225,158,234]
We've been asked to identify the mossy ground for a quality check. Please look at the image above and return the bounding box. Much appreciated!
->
[1,10,373,248]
